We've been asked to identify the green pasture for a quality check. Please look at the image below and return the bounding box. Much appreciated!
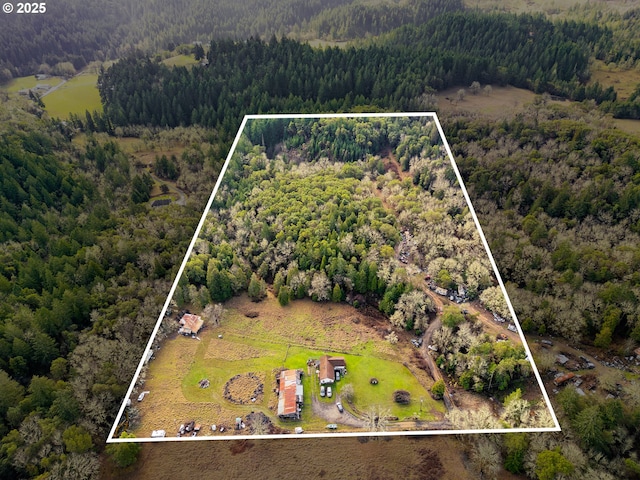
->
[1,75,64,93]
[180,313,442,431]
[42,74,102,118]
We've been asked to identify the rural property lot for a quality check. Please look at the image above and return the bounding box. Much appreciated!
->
[115,114,556,442]
[133,294,444,438]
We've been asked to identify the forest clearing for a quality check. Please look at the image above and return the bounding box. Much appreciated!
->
[133,294,444,437]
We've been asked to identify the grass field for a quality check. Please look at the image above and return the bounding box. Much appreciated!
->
[163,55,199,67]
[133,294,443,437]
[1,75,64,93]
[613,118,640,136]
[437,85,565,118]
[42,73,102,118]
[438,84,640,137]
[591,60,640,100]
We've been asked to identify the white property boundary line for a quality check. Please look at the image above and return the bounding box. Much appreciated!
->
[107,112,560,443]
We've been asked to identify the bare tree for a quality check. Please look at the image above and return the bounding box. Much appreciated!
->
[389,290,435,331]
[48,453,100,480]
[201,303,224,326]
[385,331,399,344]
[309,271,331,301]
[446,405,500,430]
[364,405,391,432]
[479,286,512,320]
[341,383,355,403]
[469,436,501,479]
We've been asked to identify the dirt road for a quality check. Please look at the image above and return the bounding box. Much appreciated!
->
[40,78,68,97]
[149,172,188,206]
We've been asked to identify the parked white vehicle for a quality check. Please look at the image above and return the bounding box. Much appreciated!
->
[137,391,150,402]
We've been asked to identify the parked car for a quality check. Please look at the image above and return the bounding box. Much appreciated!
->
[335,371,341,381]
[336,402,343,413]
[320,385,325,397]
[327,386,332,397]
[137,391,149,402]
[326,424,337,430]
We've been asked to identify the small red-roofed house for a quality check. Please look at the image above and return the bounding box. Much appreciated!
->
[179,313,204,335]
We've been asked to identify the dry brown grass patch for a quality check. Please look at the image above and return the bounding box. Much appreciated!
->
[223,373,265,405]
[204,339,265,361]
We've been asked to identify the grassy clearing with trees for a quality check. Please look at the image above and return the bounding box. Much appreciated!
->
[1,75,64,93]
[134,294,441,435]
[141,114,551,438]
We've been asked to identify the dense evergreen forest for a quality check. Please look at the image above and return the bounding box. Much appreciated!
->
[0,0,463,79]
[0,119,208,478]
[97,13,619,134]
[0,0,128,79]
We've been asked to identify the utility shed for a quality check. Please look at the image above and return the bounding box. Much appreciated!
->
[277,369,303,420]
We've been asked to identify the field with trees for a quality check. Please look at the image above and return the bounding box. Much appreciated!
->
[42,74,102,118]
[126,115,554,439]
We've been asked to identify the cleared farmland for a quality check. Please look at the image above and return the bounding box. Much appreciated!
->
[132,294,444,438]
[42,73,102,118]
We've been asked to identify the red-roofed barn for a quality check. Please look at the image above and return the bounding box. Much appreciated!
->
[277,369,303,420]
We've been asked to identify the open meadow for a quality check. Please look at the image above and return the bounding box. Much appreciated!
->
[438,83,640,135]
[1,75,64,93]
[42,73,102,118]
[133,294,443,438]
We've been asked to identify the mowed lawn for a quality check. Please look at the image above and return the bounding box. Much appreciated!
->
[335,354,440,420]
[43,74,102,118]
